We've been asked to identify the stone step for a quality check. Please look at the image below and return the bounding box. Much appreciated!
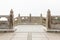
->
[0,28,17,32]
[47,29,60,32]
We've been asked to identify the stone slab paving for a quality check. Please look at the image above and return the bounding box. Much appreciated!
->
[15,25,46,32]
[0,25,60,40]
[27,32,32,40]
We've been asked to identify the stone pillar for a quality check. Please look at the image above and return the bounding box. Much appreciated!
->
[9,9,14,29]
[46,9,51,29]
[29,13,31,22]
[40,13,42,25]
[18,14,21,24]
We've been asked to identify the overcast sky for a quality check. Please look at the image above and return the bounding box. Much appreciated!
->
[0,0,60,17]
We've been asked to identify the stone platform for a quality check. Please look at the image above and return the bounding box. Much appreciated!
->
[0,25,60,40]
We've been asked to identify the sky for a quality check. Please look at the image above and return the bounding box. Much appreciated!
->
[0,0,60,17]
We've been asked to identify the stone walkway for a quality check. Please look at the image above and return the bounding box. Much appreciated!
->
[0,25,60,40]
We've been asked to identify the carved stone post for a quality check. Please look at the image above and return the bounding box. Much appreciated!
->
[29,13,31,22]
[40,13,42,25]
[46,9,51,29]
[18,14,21,24]
[9,9,14,29]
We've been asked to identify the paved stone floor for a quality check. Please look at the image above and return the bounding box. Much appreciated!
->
[0,25,60,40]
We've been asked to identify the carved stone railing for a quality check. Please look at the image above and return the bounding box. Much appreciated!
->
[14,14,45,25]
[46,9,60,32]
[13,17,19,26]
[0,9,60,32]
[0,9,15,32]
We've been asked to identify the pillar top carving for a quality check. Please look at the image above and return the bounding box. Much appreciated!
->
[10,9,13,14]
[47,9,51,13]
